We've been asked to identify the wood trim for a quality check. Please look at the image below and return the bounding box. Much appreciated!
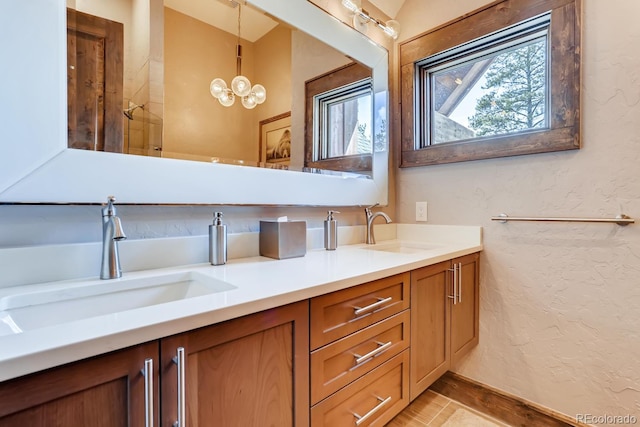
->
[399,0,581,167]
[306,155,372,172]
[304,62,373,172]
[430,372,588,427]
[400,0,577,66]
[401,127,578,168]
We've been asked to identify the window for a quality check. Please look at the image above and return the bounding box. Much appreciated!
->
[400,0,580,167]
[316,81,372,160]
[305,63,373,172]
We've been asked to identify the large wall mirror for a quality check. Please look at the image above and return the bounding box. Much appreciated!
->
[0,0,388,205]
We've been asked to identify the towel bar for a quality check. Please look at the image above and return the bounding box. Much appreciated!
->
[491,213,634,226]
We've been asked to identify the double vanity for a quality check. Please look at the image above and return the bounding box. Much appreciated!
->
[0,223,481,426]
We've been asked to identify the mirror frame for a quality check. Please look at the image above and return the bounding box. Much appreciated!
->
[0,0,388,206]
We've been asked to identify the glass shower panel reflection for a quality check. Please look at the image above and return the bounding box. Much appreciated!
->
[124,101,163,158]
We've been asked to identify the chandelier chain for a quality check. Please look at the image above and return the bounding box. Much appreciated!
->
[237,4,242,47]
[236,3,242,76]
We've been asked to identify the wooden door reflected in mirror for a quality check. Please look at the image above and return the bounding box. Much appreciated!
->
[67,8,123,153]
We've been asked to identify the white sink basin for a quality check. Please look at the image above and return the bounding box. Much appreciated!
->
[361,241,442,254]
[0,271,236,336]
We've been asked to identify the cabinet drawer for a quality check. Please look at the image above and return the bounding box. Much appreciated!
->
[310,272,410,350]
[311,350,409,427]
[311,310,410,405]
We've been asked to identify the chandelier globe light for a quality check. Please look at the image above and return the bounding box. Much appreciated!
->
[209,3,266,108]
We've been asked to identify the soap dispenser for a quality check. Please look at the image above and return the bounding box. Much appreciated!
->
[209,212,227,265]
[324,210,340,250]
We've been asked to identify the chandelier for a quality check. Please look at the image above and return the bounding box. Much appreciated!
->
[209,3,266,109]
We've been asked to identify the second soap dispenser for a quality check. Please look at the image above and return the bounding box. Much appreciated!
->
[324,210,339,250]
[209,212,227,265]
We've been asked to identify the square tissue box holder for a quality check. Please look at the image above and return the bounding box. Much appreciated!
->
[259,219,307,260]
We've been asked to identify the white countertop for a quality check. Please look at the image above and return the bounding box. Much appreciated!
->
[0,224,481,382]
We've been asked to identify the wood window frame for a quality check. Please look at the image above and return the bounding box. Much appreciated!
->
[305,62,373,172]
[399,0,581,167]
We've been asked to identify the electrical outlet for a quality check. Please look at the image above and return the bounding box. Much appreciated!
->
[416,201,428,222]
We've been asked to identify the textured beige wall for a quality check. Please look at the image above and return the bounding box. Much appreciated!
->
[253,25,292,132]
[395,0,640,419]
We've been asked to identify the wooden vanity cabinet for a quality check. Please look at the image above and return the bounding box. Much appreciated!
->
[0,301,309,427]
[160,300,310,427]
[0,341,159,427]
[409,252,479,400]
[0,252,480,426]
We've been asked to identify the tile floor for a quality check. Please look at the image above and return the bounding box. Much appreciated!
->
[387,390,511,426]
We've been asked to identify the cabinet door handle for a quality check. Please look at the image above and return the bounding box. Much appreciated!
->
[354,296,393,317]
[447,264,457,305]
[458,262,463,303]
[353,341,393,365]
[353,395,392,425]
[172,347,186,427]
[142,358,154,427]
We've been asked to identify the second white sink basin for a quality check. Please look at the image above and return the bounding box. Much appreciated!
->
[0,271,236,336]
[361,241,442,254]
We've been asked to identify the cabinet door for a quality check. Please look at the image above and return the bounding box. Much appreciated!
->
[160,301,310,427]
[0,341,159,427]
[450,252,480,365]
[409,261,451,401]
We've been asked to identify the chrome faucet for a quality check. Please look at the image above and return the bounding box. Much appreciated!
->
[365,203,392,245]
[101,196,127,280]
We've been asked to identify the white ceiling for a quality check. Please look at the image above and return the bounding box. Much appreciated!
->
[163,0,406,42]
[369,0,406,19]
[164,0,278,43]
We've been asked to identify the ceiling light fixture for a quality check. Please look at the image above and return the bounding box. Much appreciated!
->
[210,2,266,109]
[341,0,400,40]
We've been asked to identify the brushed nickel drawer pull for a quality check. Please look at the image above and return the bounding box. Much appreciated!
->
[447,264,457,305]
[172,347,186,427]
[353,341,393,365]
[458,262,463,303]
[354,296,393,316]
[353,395,392,425]
[142,358,154,427]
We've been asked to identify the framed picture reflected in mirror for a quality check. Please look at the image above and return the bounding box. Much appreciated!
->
[260,112,291,166]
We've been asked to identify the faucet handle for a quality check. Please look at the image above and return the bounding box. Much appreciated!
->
[103,196,118,217]
[365,203,380,215]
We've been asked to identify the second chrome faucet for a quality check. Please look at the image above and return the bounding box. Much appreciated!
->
[101,196,127,280]
[365,203,392,244]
